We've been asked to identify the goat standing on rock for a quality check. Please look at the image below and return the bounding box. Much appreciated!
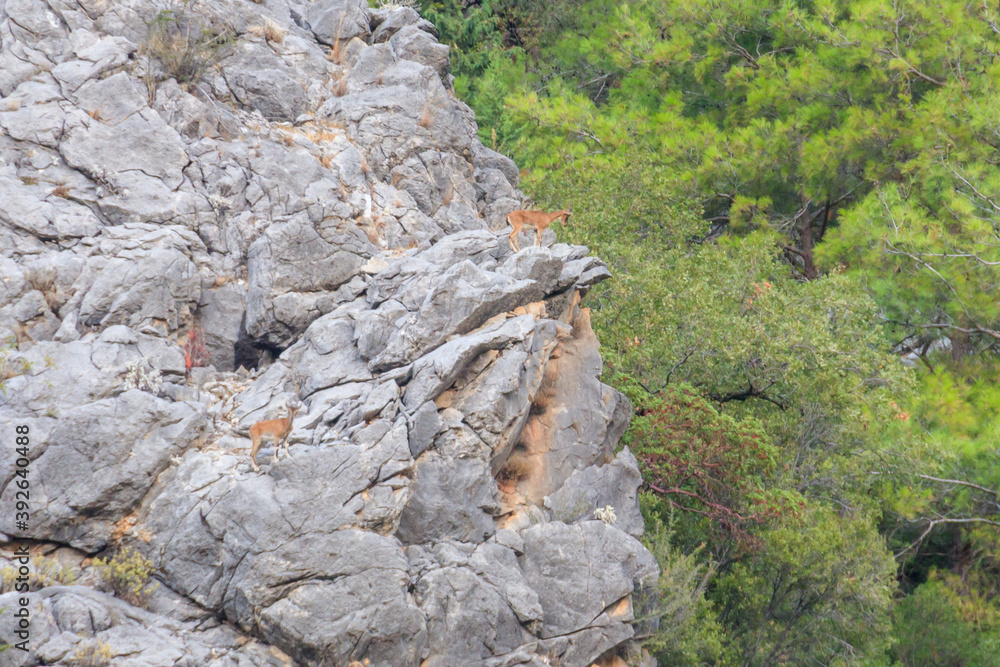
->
[506,207,572,252]
[249,399,301,472]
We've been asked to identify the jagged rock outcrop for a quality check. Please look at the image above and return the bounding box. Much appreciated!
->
[0,582,292,666]
[0,0,658,665]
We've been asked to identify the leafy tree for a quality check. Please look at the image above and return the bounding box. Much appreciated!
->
[636,511,731,665]
[488,0,1000,352]
[626,384,795,551]
[716,505,896,666]
[531,154,911,515]
[420,0,530,150]
[892,578,1000,667]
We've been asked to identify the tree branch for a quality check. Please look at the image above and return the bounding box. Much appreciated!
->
[917,474,1000,497]
[895,517,1000,559]
[708,381,787,410]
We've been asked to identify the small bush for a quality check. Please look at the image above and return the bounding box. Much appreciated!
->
[0,337,31,393]
[892,578,1000,667]
[496,451,531,489]
[93,547,159,607]
[120,360,163,394]
[68,639,113,667]
[91,167,122,197]
[530,379,557,410]
[207,193,232,213]
[25,266,56,293]
[182,325,210,374]
[634,514,728,665]
[419,98,434,128]
[26,266,60,310]
[0,556,76,593]
[594,505,617,525]
[141,8,235,85]
[550,492,591,523]
[247,17,286,44]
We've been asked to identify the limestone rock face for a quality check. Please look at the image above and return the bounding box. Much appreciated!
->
[0,585,290,667]
[0,0,657,664]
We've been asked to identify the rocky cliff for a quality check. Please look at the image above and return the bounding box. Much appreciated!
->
[0,0,657,665]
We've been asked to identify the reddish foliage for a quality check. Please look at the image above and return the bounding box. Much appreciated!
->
[630,386,794,549]
[183,325,210,373]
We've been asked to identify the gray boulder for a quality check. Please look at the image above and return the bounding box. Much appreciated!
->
[74,225,207,333]
[245,220,374,348]
[306,0,372,45]
[221,47,308,122]
[545,447,646,537]
[0,391,209,552]
[0,586,288,666]
[520,520,658,639]
[0,0,658,663]
[397,453,500,544]
[391,25,451,81]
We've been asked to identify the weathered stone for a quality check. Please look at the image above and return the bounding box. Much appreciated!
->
[544,448,646,537]
[0,168,103,240]
[397,453,500,544]
[75,225,205,332]
[199,281,247,372]
[0,330,188,419]
[407,400,440,457]
[245,220,374,348]
[222,48,308,122]
[0,0,656,662]
[0,392,210,552]
[403,314,536,409]
[62,111,188,190]
[306,0,371,45]
[519,521,658,638]
[369,260,543,371]
[371,7,438,44]
[391,25,451,80]
[0,586,283,666]
[415,564,529,663]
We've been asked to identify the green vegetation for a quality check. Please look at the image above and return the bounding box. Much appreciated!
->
[0,555,76,593]
[68,639,114,667]
[425,0,1000,663]
[140,6,235,90]
[637,514,727,664]
[93,547,159,607]
[0,336,30,394]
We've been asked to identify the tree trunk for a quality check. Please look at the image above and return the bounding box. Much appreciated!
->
[798,204,819,280]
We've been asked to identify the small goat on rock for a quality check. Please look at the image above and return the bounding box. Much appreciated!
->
[249,399,301,472]
[506,207,572,252]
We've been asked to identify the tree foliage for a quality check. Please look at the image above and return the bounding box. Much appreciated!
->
[627,385,794,550]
